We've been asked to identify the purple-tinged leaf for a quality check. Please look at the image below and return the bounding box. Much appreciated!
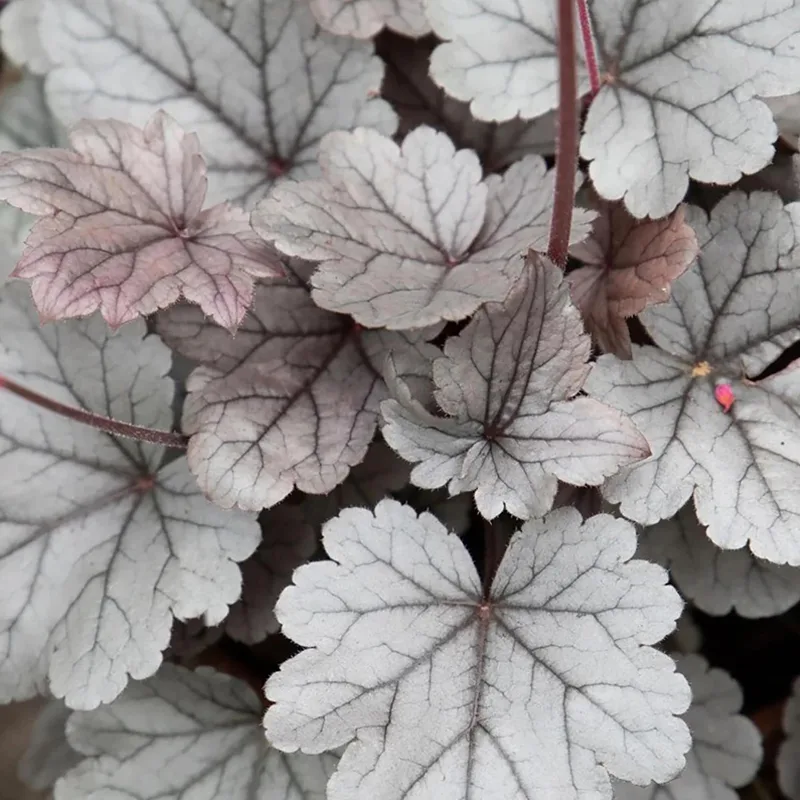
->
[254,126,592,330]
[381,254,649,520]
[0,112,283,330]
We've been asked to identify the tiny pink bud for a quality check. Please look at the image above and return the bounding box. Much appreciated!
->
[714,383,735,413]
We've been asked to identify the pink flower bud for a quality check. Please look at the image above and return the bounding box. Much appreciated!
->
[714,383,735,413]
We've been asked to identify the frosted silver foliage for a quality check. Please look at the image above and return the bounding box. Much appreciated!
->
[427,0,800,218]
[779,677,800,800]
[310,0,430,38]
[39,0,396,207]
[0,285,260,709]
[19,700,80,791]
[253,126,592,330]
[614,655,762,800]
[381,256,650,520]
[0,111,283,330]
[225,505,318,644]
[380,36,556,172]
[265,500,691,800]
[156,266,439,510]
[57,665,337,800]
[0,0,52,73]
[585,191,800,565]
[639,504,800,618]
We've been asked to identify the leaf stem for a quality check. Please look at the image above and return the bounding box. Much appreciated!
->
[576,0,601,96]
[547,0,579,268]
[0,374,188,449]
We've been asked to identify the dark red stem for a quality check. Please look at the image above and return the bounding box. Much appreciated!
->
[0,374,188,449]
[547,0,580,268]
[576,0,601,96]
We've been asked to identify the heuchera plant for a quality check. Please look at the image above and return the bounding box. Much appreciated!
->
[2,0,800,798]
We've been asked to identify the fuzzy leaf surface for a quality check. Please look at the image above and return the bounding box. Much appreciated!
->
[568,201,698,358]
[310,0,429,38]
[0,284,260,709]
[0,112,282,330]
[253,126,592,330]
[56,665,337,800]
[156,266,438,510]
[225,505,318,644]
[779,677,800,800]
[266,500,690,800]
[639,504,800,618]
[379,36,555,171]
[39,0,396,207]
[381,255,649,519]
[614,655,762,800]
[427,0,800,217]
[585,192,800,564]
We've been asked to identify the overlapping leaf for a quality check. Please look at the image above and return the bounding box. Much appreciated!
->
[0,284,260,709]
[382,255,649,520]
[379,36,555,171]
[568,200,698,358]
[266,500,690,800]
[309,0,429,38]
[0,112,282,330]
[585,191,800,564]
[254,126,592,330]
[38,0,396,207]
[19,700,80,792]
[156,264,439,510]
[57,665,337,800]
[779,677,800,800]
[427,0,800,217]
[614,655,762,800]
[0,0,52,74]
[639,504,800,618]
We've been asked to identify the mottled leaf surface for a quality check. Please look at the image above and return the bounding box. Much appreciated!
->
[266,500,690,800]
[379,36,555,171]
[779,677,800,800]
[156,267,438,510]
[0,284,260,709]
[382,255,649,520]
[310,0,429,38]
[225,505,318,644]
[57,665,337,800]
[585,192,800,564]
[254,126,592,329]
[639,504,800,618]
[0,112,282,330]
[19,700,80,791]
[568,201,698,358]
[39,0,396,207]
[427,0,800,217]
[614,655,762,800]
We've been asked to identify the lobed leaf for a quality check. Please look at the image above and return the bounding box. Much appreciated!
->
[0,112,283,330]
[309,0,430,38]
[19,700,80,792]
[0,284,260,709]
[266,500,690,800]
[382,254,649,520]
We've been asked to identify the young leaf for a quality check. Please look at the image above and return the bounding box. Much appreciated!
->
[156,266,439,510]
[18,700,80,791]
[639,504,800,619]
[568,201,698,358]
[584,191,800,564]
[0,111,283,330]
[225,505,318,645]
[0,284,260,709]
[381,255,649,520]
[614,655,762,800]
[57,664,337,800]
[265,500,691,799]
[779,677,800,800]
[309,0,430,38]
[379,36,556,171]
[0,0,52,74]
[426,0,800,217]
[254,126,592,330]
[39,0,396,207]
